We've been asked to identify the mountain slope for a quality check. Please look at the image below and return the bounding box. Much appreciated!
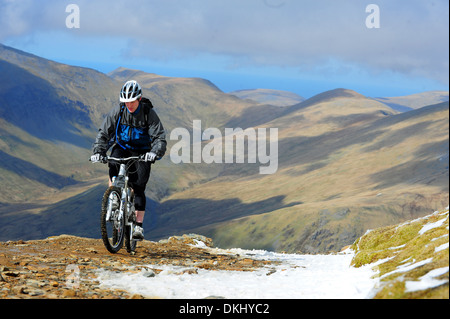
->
[0,43,118,128]
[149,98,448,253]
[351,207,449,299]
[0,46,285,241]
[229,88,305,107]
[0,44,448,256]
[0,44,120,206]
[375,91,449,112]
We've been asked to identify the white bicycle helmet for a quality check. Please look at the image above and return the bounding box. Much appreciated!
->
[120,80,142,102]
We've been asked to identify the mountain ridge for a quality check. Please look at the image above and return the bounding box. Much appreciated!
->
[150,99,448,252]
[0,44,448,255]
[229,88,305,107]
[375,91,449,112]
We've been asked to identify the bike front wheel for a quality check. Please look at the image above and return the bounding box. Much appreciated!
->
[125,225,137,254]
[101,186,125,253]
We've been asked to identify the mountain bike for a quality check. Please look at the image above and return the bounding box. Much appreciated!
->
[95,155,145,254]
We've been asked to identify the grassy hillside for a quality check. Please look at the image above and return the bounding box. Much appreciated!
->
[0,47,286,241]
[149,99,449,253]
[229,88,305,107]
[351,207,449,299]
[0,180,106,240]
[0,44,119,204]
[0,44,448,256]
[0,44,118,128]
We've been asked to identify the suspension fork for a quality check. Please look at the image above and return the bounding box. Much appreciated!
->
[108,163,129,222]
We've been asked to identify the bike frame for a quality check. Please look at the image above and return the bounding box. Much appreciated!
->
[108,156,142,236]
[98,155,144,254]
[108,162,131,225]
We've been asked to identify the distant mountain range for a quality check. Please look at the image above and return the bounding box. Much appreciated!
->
[229,89,305,107]
[0,43,448,253]
[374,91,449,112]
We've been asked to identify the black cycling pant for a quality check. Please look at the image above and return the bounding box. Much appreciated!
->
[108,145,151,211]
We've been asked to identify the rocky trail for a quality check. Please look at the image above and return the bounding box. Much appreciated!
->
[0,234,272,299]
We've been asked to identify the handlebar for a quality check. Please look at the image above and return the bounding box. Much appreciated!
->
[89,155,146,164]
[106,155,145,163]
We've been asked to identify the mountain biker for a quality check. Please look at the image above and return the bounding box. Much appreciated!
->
[91,80,166,240]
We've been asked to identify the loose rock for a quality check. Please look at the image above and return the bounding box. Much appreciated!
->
[0,234,273,299]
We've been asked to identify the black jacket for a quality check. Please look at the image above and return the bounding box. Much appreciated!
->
[92,98,167,157]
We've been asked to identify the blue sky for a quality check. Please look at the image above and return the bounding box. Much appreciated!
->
[1,0,448,98]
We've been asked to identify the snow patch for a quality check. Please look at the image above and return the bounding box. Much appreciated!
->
[405,267,449,293]
[380,258,433,279]
[419,216,448,235]
[435,242,449,253]
[96,248,378,299]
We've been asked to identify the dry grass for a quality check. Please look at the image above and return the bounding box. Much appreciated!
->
[351,207,449,299]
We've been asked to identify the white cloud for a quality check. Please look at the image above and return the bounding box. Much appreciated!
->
[1,0,448,85]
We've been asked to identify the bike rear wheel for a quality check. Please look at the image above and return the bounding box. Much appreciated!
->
[101,186,125,253]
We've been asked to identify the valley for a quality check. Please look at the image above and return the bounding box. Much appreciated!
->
[0,43,448,253]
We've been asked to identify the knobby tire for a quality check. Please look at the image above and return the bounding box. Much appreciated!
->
[101,186,124,253]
